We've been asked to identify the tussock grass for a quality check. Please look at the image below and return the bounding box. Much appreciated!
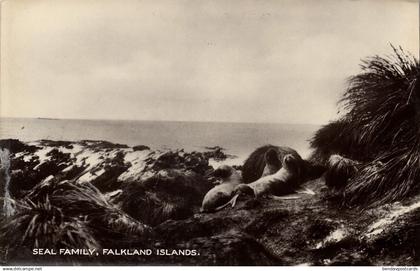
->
[1,177,151,257]
[324,155,360,190]
[312,45,420,206]
[309,119,367,164]
[1,197,99,250]
[341,46,419,150]
[53,181,151,239]
[345,145,420,206]
[342,46,420,206]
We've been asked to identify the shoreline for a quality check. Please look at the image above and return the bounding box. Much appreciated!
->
[0,117,316,161]
[0,116,325,127]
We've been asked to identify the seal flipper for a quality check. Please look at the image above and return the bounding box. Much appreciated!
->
[230,193,239,207]
[269,195,300,200]
[294,187,315,195]
[214,193,240,211]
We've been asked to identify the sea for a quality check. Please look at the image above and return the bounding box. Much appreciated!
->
[0,117,320,163]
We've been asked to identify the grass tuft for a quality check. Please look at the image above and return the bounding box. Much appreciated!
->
[311,45,420,206]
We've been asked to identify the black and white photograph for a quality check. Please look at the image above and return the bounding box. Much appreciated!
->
[0,0,419,267]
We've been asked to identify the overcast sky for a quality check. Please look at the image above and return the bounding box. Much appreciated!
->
[1,0,418,124]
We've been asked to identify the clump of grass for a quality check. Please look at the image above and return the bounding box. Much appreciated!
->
[1,197,99,251]
[1,177,151,259]
[53,181,151,240]
[341,47,419,149]
[119,170,209,226]
[312,45,420,206]
[342,46,420,206]
[324,155,360,191]
[309,119,367,164]
[345,145,420,206]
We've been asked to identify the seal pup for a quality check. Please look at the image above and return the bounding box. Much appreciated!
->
[200,165,242,212]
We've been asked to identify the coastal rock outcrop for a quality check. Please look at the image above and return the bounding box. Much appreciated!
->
[0,139,419,265]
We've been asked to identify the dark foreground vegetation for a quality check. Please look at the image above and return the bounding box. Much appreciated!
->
[0,47,419,265]
[310,46,420,206]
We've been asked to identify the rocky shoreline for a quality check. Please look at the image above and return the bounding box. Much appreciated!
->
[0,138,419,265]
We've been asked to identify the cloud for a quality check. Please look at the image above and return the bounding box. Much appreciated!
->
[1,0,418,124]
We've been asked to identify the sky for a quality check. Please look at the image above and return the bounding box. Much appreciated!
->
[0,0,418,124]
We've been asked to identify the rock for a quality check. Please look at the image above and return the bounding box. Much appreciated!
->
[39,139,74,149]
[203,146,233,161]
[8,148,75,199]
[0,139,39,153]
[90,151,130,193]
[80,140,129,149]
[154,230,280,265]
[133,145,150,151]
[363,207,420,265]
[326,252,371,266]
[145,150,212,175]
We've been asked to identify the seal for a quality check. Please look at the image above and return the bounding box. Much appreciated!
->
[200,165,242,212]
[242,144,325,183]
[242,145,304,183]
[235,154,302,198]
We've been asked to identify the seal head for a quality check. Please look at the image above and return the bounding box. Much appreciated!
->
[201,165,242,212]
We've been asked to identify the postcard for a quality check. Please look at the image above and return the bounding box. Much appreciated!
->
[0,0,419,267]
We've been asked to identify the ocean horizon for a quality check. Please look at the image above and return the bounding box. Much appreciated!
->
[0,117,320,161]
